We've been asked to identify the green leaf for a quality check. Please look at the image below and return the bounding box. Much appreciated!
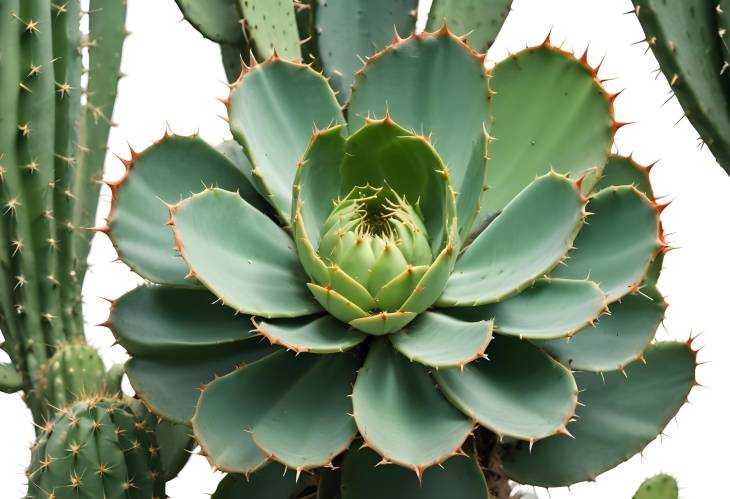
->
[340,119,455,251]
[536,286,666,372]
[110,136,261,286]
[109,285,252,357]
[308,283,369,323]
[194,351,359,471]
[552,186,660,303]
[445,279,606,340]
[315,0,417,104]
[0,362,23,394]
[348,31,490,239]
[352,340,473,470]
[594,154,654,196]
[426,0,512,52]
[237,0,301,60]
[175,0,243,44]
[440,173,584,306]
[229,59,344,223]
[484,46,613,215]
[212,464,302,499]
[156,419,195,481]
[633,474,679,499]
[389,312,492,368]
[172,188,321,318]
[633,0,730,172]
[252,315,366,353]
[348,311,417,336]
[502,342,696,487]
[434,336,577,440]
[126,339,275,424]
[341,445,489,499]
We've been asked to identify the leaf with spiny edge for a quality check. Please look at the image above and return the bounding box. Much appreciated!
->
[426,0,513,52]
[315,0,417,104]
[594,154,655,196]
[194,350,359,473]
[352,339,473,474]
[251,315,366,353]
[502,341,697,487]
[212,463,306,499]
[434,335,578,441]
[389,311,492,369]
[348,26,490,241]
[156,419,195,481]
[237,0,302,60]
[228,55,344,224]
[482,43,614,217]
[175,0,244,44]
[109,135,264,287]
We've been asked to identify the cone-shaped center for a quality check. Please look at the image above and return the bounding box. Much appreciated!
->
[317,187,433,309]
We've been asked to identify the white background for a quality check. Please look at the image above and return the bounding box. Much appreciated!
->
[1,0,727,497]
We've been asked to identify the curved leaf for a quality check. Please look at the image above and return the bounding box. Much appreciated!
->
[484,46,613,215]
[349,30,490,239]
[175,0,243,44]
[594,154,654,196]
[109,136,262,286]
[194,351,359,472]
[229,59,344,223]
[502,342,696,487]
[552,185,660,303]
[536,287,666,372]
[109,285,252,356]
[126,339,275,423]
[389,312,492,368]
[341,445,489,499]
[315,0,417,103]
[156,420,194,481]
[446,279,606,340]
[352,340,473,470]
[212,464,301,499]
[172,188,321,318]
[252,315,366,353]
[426,0,512,52]
[435,336,577,440]
[440,173,584,306]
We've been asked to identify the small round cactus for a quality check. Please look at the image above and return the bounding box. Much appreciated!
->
[39,342,109,409]
[26,397,165,499]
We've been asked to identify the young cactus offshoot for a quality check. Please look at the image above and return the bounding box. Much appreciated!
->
[105,3,697,498]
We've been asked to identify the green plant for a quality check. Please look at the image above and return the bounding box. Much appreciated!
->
[0,0,125,423]
[633,474,679,499]
[103,2,697,498]
[632,0,730,173]
[26,396,166,499]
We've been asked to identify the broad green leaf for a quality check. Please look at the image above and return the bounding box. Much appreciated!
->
[229,59,344,223]
[434,336,577,439]
[110,136,262,286]
[426,0,512,51]
[212,464,301,499]
[348,31,490,239]
[536,286,666,372]
[315,0,417,104]
[552,186,660,303]
[252,315,366,353]
[440,173,583,306]
[194,351,359,471]
[237,0,301,60]
[484,46,613,214]
[593,154,654,196]
[156,420,194,481]
[341,445,489,499]
[502,342,696,487]
[172,189,321,318]
[352,340,473,469]
[389,312,492,368]
[110,285,251,356]
[446,279,606,340]
[126,339,275,423]
[175,0,243,44]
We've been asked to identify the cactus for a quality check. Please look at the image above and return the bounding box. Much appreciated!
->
[633,474,679,499]
[104,3,698,496]
[26,396,165,499]
[632,0,730,173]
[38,342,109,409]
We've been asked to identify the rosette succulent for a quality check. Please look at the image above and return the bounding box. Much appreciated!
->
[104,4,698,498]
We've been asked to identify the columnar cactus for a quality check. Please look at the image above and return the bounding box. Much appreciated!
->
[632,0,730,173]
[26,396,166,499]
[0,0,125,422]
[103,2,698,498]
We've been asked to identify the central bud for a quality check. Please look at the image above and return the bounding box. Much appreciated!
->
[317,186,433,312]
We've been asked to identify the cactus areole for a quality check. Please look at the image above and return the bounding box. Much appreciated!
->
[106,18,698,499]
